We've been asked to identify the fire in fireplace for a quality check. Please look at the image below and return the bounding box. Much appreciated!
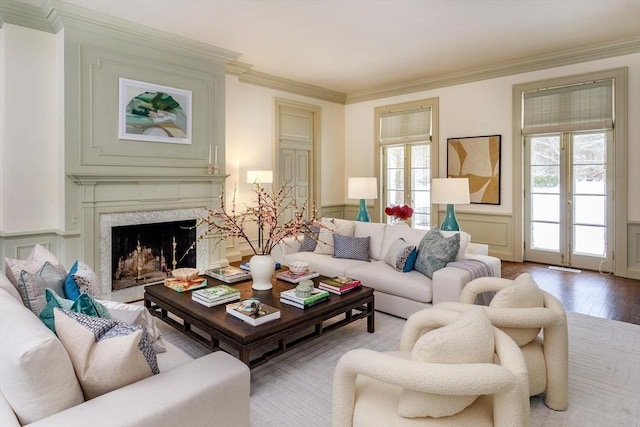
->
[111,219,196,291]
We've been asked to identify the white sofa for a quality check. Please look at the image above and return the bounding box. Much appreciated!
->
[0,272,250,427]
[272,219,501,319]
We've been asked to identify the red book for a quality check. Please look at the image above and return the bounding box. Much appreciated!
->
[319,276,361,290]
[319,282,361,295]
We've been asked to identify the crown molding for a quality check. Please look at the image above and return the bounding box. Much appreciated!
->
[238,70,347,104]
[345,37,640,104]
[0,0,54,33]
[226,60,254,77]
[43,0,240,65]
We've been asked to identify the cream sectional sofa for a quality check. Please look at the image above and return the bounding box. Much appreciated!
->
[272,219,501,319]
[0,272,250,427]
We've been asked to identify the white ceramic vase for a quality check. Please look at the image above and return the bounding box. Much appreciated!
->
[250,254,274,291]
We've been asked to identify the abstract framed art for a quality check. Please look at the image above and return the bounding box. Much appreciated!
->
[447,135,501,205]
[118,78,192,144]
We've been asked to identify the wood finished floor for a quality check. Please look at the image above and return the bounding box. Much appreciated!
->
[501,261,640,325]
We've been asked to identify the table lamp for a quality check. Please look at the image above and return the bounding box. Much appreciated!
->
[347,177,378,222]
[431,178,470,231]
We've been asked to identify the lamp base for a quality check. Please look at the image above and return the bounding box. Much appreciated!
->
[440,204,461,231]
[355,199,371,222]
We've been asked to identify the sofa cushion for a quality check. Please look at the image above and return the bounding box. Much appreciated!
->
[489,273,544,345]
[398,308,495,418]
[0,271,21,302]
[414,230,460,279]
[98,299,167,354]
[380,224,428,260]
[354,221,387,260]
[17,261,66,315]
[0,288,84,425]
[384,238,417,272]
[333,235,371,261]
[39,289,111,334]
[54,309,160,400]
[346,260,433,303]
[4,244,65,288]
[314,218,355,255]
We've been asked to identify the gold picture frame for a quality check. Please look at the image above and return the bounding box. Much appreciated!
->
[447,135,501,205]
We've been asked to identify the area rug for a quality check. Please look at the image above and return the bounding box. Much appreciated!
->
[157,311,640,426]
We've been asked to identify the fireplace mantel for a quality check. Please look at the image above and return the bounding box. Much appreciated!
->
[69,171,228,301]
[68,172,228,185]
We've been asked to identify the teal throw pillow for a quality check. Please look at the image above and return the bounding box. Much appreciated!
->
[414,230,460,279]
[39,288,110,333]
[64,260,80,300]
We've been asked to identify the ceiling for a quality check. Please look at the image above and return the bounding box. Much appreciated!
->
[19,0,640,95]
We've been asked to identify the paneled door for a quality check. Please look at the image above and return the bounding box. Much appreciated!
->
[275,100,318,222]
[524,131,613,271]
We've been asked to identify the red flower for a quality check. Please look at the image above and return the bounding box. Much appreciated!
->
[385,204,413,220]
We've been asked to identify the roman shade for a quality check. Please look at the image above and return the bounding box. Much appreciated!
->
[379,107,431,145]
[522,79,613,135]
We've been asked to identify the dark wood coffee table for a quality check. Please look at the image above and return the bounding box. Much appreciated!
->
[144,275,375,368]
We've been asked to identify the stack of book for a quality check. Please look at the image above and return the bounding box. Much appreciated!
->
[192,285,241,307]
[204,266,251,283]
[226,301,281,326]
[276,269,320,283]
[164,277,207,293]
[318,276,362,295]
[280,288,330,309]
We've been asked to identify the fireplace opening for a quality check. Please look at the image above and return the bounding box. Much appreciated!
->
[111,219,196,291]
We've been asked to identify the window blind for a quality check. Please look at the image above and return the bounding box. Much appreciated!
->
[522,80,613,135]
[379,107,431,145]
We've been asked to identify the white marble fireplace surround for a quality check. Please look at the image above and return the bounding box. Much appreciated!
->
[100,208,207,302]
[69,174,227,302]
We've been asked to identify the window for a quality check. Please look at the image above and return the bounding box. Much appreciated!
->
[375,98,439,228]
[522,79,614,270]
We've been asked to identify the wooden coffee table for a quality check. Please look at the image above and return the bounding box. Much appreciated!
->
[144,275,375,368]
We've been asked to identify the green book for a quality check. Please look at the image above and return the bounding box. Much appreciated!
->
[192,284,240,302]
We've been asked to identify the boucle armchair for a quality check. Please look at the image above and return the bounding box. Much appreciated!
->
[332,308,530,426]
[437,273,568,411]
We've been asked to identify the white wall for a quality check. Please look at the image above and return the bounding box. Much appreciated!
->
[0,24,59,232]
[225,75,345,208]
[345,53,640,221]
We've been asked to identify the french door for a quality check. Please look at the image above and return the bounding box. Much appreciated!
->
[382,143,431,229]
[524,131,613,270]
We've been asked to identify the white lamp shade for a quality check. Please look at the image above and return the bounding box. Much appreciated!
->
[347,177,378,199]
[247,170,273,184]
[431,178,470,204]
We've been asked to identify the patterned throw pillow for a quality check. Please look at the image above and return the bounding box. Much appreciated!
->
[333,235,371,261]
[39,289,111,334]
[17,262,66,315]
[65,261,102,299]
[384,238,417,272]
[54,309,159,400]
[299,225,320,252]
[414,230,460,279]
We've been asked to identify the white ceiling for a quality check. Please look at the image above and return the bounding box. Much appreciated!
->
[20,0,640,94]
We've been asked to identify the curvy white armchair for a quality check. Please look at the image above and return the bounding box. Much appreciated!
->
[332,308,530,427]
[437,272,568,411]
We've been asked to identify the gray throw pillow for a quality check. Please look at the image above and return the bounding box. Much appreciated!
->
[299,225,320,252]
[17,261,67,315]
[414,230,460,279]
[333,235,371,262]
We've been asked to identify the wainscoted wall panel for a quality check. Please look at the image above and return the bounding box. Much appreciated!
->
[437,211,515,261]
[0,230,81,271]
[628,222,640,279]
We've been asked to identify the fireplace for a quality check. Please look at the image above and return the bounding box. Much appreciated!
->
[111,219,196,291]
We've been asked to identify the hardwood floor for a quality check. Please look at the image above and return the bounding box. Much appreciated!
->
[501,261,640,325]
